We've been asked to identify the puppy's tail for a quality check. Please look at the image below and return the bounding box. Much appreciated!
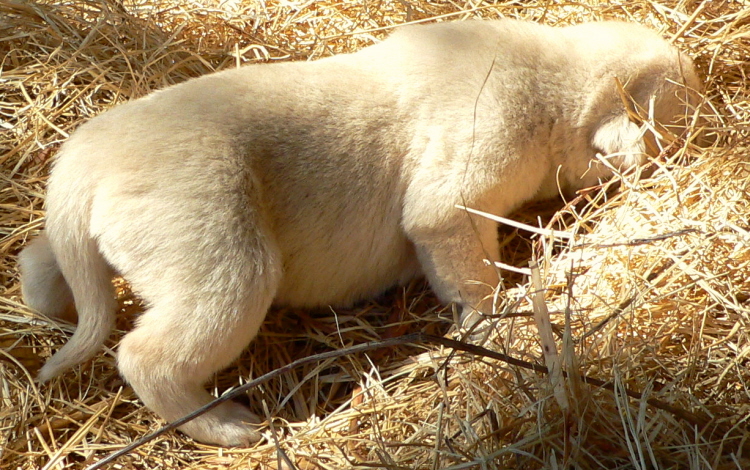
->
[19,179,117,382]
[18,233,75,323]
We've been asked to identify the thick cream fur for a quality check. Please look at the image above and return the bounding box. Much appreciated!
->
[19,19,702,446]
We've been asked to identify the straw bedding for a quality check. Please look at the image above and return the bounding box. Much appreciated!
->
[1,0,748,468]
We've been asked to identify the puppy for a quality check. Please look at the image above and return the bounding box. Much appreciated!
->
[19,19,702,446]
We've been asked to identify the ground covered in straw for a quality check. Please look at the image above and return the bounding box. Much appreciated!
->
[1,0,749,469]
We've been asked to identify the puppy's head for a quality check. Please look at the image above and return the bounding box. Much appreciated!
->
[583,36,709,186]
[626,49,709,149]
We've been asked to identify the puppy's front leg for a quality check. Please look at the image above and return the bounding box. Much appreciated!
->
[408,212,501,331]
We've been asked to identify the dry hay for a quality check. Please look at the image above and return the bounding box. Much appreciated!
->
[1,0,749,469]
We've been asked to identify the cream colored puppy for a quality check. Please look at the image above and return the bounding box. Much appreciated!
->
[19,19,701,446]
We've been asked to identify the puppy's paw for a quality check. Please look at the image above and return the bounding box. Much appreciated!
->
[180,401,263,447]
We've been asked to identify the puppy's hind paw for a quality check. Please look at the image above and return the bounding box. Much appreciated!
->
[180,401,264,447]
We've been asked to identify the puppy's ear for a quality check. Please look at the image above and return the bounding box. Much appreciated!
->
[592,114,647,169]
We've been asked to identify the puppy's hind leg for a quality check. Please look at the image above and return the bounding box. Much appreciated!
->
[115,215,283,446]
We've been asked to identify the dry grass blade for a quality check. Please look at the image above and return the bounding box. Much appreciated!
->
[2,1,750,469]
[528,260,568,413]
